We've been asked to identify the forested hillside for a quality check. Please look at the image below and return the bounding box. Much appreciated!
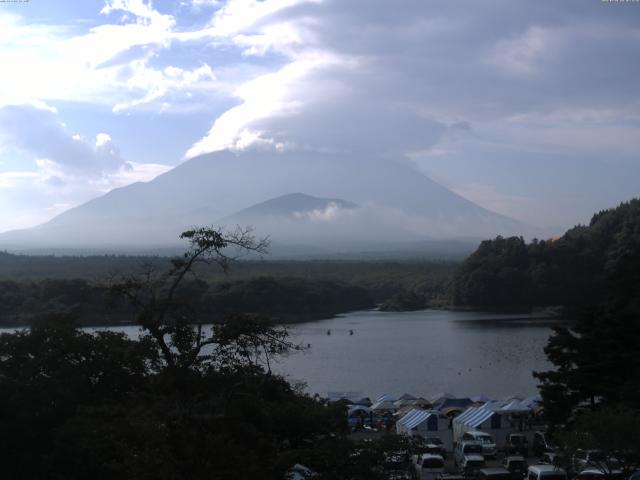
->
[0,253,454,325]
[452,199,640,310]
[0,276,375,327]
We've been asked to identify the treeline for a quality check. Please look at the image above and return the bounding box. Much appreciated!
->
[451,199,640,310]
[0,251,455,293]
[0,252,456,321]
[203,277,373,320]
[0,279,120,326]
[530,201,640,468]
[0,276,374,327]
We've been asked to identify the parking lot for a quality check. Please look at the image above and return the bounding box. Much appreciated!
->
[441,451,535,474]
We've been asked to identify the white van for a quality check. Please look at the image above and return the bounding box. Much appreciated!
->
[577,468,624,480]
[462,430,497,458]
[412,453,445,480]
[527,465,568,480]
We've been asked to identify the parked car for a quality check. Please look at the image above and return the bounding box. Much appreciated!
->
[532,432,556,457]
[459,456,487,478]
[461,431,498,459]
[412,454,445,480]
[505,433,529,456]
[478,468,513,480]
[503,456,528,480]
[573,450,610,473]
[527,465,567,480]
[423,436,447,458]
[576,469,625,480]
[455,442,484,468]
[540,453,565,468]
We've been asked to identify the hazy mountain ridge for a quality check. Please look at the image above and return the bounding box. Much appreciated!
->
[0,150,539,255]
[227,193,357,217]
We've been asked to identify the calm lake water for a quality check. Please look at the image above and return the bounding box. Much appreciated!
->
[2,309,561,399]
[271,309,560,399]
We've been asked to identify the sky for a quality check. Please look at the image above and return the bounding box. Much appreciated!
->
[0,0,639,233]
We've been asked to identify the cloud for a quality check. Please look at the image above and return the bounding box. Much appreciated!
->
[292,201,353,222]
[1,0,640,232]
[0,103,126,174]
[182,0,640,160]
[0,103,172,185]
[112,60,216,112]
[0,102,172,232]
[185,52,344,157]
[0,3,219,113]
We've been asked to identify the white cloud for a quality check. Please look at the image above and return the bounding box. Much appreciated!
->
[292,201,351,222]
[185,52,345,156]
[0,104,126,174]
[0,104,172,184]
[95,133,112,147]
[0,102,172,232]
[112,59,216,112]
[207,0,321,37]
[0,3,217,113]
[1,0,640,232]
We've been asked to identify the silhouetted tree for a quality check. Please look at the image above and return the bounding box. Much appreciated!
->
[559,407,640,478]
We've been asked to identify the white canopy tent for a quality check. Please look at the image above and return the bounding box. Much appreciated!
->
[396,409,453,450]
[452,406,512,448]
[371,400,398,412]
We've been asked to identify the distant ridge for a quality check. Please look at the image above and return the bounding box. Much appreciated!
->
[225,193,358,221]
[0,150,539,255]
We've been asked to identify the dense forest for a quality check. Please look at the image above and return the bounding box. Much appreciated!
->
[451,199,640,311]
[0,252,454,326]
[0,276,375,327]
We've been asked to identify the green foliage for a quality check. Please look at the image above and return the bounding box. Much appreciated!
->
[452,199,640,309]
[0,314,415,479]
[203,276,373,319]
[379,289,426,311]
[0,276,374,327]
[0,314,153,478]
[532,202,640,454]
[534,306,640,424]
[0,247,458,312]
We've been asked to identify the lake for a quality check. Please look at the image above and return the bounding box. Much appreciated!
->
[271,309,560,400]
[2,308,560,400]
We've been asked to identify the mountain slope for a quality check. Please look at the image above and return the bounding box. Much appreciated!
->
[0,150,535,253]
[225,193,358,221]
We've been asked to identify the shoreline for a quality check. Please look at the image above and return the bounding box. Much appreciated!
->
[0,305,570,330]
